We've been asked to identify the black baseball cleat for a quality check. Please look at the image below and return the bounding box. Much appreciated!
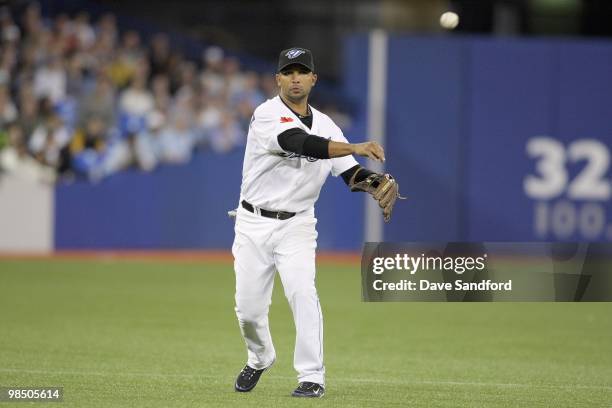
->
[234,362,272,392]
[291,382,325,398]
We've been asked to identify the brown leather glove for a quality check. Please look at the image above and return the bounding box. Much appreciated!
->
[349,170,405,222]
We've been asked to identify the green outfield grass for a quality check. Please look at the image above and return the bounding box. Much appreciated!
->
[0,258,611,407]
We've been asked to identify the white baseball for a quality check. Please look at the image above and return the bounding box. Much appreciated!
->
[440,11,459,30]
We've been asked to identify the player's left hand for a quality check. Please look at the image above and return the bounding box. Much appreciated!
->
[350,172,406,222]
[374,174,404,222]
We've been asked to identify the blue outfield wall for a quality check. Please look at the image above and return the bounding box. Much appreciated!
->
[384,37,466,241]
[56,151,244,249]
[363,35,612,242]
[55,35,612,249]
[471,38,612,241]
[465,39,558,241]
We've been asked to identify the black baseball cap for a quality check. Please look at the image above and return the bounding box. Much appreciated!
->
[277,47,314,73]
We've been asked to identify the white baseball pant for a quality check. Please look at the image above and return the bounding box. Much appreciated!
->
[232,204,325,386]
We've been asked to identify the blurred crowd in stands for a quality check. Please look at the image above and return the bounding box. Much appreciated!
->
[0,2,312,183]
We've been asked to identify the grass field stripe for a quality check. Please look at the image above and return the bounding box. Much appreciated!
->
[2,368,610,391]
[0,250,361,264]
[315,377,612,391]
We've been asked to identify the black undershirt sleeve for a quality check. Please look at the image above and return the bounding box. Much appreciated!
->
[277,128,330,159]
[340,164,377,186]
[277,129,377,188]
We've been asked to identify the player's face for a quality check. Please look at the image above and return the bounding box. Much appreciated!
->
[276,65,317,103]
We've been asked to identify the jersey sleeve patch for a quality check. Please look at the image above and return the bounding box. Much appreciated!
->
[251,103,305,153]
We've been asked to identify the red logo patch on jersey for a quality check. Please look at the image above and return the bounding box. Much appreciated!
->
[280,117,293,123]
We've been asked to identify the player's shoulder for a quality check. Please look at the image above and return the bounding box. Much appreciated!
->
[253,96,283,119]
[312,106,341,131]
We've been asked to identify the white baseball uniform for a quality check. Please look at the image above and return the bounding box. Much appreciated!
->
[233,95,358,386]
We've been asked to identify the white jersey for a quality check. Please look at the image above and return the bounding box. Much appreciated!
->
[239,96,358,213]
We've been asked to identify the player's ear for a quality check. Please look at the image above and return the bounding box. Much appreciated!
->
[311,73,317,86]
[275,73,281,87]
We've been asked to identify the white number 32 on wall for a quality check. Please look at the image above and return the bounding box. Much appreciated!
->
[524,137,611,201]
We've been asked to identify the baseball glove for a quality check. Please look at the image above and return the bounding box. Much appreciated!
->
[349,170,405,222]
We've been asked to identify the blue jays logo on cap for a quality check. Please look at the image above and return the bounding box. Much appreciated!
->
[285,49,306,59]
[278,47,314,72]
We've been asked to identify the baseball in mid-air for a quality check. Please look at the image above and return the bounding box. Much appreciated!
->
[440,11,459,30]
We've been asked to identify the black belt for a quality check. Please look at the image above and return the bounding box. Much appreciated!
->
[241,200,296,220]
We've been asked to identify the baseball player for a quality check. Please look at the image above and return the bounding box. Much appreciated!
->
[232,47,402,398]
